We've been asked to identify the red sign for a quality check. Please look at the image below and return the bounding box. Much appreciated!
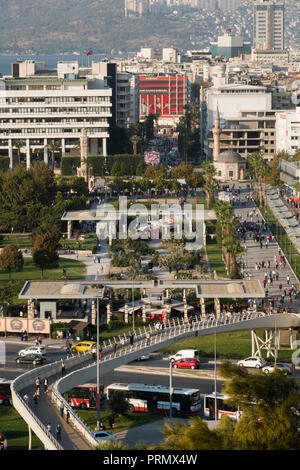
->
[139,76,187,118]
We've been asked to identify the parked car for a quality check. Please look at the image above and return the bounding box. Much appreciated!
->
[172,358,200,370]
[15,354,46,365]
[169,349,200,362]
[71,341,96,353]
[237,357,266,369]
[262,362,293,376]
[92,431,117,442]
[18,346,46,357]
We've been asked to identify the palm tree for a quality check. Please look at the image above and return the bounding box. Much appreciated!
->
[14,140,25,166]
[130,135,142,155]
[46,140,61,172]
[201,160,217,209]
[223,234,243,277]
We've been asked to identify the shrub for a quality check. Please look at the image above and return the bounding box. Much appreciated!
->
[0,156,10,172]
[61,157,81,176]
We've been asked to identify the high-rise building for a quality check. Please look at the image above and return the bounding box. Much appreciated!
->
[253,0,284,50]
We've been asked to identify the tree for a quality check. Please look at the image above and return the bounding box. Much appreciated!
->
[149,416,222,450]
[13,140,25,166]
[32,234,59,279]
[130,135,142,155]
[0,244,24,280]
[107,391,130,415]
[201,160,217,209]
[46,140,61,172]
[267,154,281,187]
[218,362,300,450]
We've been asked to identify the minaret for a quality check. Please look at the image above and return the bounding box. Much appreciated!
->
[212,105,220,163]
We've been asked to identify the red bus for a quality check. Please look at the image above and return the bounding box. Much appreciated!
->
[0,378,12,406]
[64,383,104,410]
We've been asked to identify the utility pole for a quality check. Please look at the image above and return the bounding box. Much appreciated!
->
[96,296,101,429]
[169,360,173,418]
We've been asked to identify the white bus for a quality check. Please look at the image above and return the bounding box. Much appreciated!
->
[203,393,241,421]
[106,383,201,416]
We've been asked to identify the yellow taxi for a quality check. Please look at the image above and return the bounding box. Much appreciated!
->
[71,341,96,353]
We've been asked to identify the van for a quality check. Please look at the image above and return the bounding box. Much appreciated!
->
[169,349,199,362]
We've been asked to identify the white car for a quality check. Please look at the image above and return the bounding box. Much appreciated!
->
[92,431,117,442]
[136,354,150,361]
[262,362,293,376]
[18,346,46,357]
[237,356,266,369]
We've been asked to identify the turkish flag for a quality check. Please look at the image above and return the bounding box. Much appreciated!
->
[86,51,93,56]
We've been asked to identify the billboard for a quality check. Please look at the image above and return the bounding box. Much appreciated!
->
[144,151,160,165]
[0,317,50,335]
[139,76,186,118]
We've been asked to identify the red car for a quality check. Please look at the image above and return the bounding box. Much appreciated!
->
[172,358,200,370]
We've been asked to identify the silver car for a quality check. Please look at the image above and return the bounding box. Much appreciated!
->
[262,362,293,376]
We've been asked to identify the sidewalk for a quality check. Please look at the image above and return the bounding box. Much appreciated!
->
[234,184,299,312]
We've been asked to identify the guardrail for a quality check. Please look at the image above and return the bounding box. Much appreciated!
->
[12,310,284,450]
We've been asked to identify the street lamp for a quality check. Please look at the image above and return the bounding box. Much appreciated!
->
[214,328,218,423]
[96,296,101,429]
[169,360,173,418]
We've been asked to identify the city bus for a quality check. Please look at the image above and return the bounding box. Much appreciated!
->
[64,383,105,410]
[0,378,12,406]
[203,393,241,420]
[106,383,201,416]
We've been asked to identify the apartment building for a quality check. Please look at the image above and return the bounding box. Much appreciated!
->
[253,0,284,50]
[276,107,300,156]
[1,60,112,169]
[208,109,278,161]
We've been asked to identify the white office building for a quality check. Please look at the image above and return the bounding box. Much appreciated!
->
[0,61,112,169]
[253,0,284,50]
[276,107,300,156]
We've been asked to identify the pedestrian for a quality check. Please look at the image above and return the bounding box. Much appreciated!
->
[130,333,134,346]
[38,336,42,346]
[287,275,290,285]
[109,414,115,430]
[35,377,41,390]
[66,409,70,424]
[61,360,66,376]
[56,424,61,442]
[43,377,48,393]
[33,392,38,406]
[23,393,29,404]
[113,342,117,354]
[99,346,103,360]
[47,423,52,434]
[146,332,150,346]
[60,401,64,417]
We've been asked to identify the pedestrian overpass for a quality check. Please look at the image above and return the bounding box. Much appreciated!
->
[11,312,300,450]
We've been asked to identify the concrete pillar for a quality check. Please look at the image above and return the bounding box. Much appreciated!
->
[166,289,169,299]
[124,304,129,324]
[142,304,147,323]
[200,298,206,316]
[27,299,34,319]
[102,137,107,157]
[8,140,13,170]
[44,139,48,165]
[61,138,66,157]
[253,299,257,312]
[67,221,72,239]
[106,303,111,324]
[26,139,31,169]
[183,289,186,301]
[184,304,188,323]
[214,298,221,317]
[91,299,97,325]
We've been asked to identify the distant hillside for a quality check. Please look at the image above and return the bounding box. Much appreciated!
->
[0,0,298,54]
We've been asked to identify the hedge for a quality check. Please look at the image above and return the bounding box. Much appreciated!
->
[61,155,145,177]
[0,156,10,172]
[61,156,81,176]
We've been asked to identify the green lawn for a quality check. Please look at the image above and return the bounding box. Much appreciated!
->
[59,233,98,251]
[0,257,86,283]
[0,406,43,450]
[0,234,32,249]
[77,409,161,435]
[159,330,293,362]
[205,239,228,278]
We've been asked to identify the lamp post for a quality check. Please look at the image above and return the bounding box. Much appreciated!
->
[169,360,173,418]
[214,328,218,423]
[96,296,101,429]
